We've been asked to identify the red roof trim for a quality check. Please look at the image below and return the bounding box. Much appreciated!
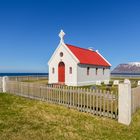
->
[66,44,111,67]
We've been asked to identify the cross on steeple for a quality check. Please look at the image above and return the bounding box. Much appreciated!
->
[59,30,65,43]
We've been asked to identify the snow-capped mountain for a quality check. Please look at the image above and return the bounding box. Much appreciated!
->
[128,62,140,67]
[112,62,140,74]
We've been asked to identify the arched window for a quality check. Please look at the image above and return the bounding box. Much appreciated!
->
[69,67,72,74]
[96,68,98,75]
[52,67,55,74]
[103,68,105,75]
[87,67,90,75]
[60,52,63,57]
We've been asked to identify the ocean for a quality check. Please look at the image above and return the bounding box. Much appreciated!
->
[0,73,48,77]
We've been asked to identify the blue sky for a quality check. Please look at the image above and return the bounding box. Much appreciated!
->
[0,0,140,72]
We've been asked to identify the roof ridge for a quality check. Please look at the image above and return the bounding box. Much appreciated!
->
[66,44,96,52]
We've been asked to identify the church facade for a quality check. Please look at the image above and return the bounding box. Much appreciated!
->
[48,30,111,86]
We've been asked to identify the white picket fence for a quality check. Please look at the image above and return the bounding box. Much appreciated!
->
[0,76,140,125]
[0,77,3,92]
[6,81,118,119]
[132,86,140,114]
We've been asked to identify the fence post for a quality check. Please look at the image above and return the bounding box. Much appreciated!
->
[118,82,131,125]
[2,76,8,93]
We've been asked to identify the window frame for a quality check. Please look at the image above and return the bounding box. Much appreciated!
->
[96,68,98,75]
[69,67,72,74]
[103,68,105,75]
[87,67,90,76]
[52,67,55,74]
[60,52,63,57]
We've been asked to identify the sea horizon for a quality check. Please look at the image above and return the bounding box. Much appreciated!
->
[0,73,48,77]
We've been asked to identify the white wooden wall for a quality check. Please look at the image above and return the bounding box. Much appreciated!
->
[77,64,110,86]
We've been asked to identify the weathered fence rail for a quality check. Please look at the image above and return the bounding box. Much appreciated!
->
[6,81,118,119]
[132,86,140,114]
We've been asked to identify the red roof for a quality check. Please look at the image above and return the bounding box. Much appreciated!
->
[66,44,111,67]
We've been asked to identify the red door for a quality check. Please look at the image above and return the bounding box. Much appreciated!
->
[58,62,65,83]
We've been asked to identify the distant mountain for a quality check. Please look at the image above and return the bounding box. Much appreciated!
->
[112,62,140,74]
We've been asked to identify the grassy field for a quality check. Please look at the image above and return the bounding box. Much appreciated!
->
[111,77,140,88]
[22,79,118,92]
[0,93,140,140]
[20,76,140,92]
[22,79,48,85]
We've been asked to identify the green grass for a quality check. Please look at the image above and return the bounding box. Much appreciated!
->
[111,77,140,88]
[0,93,140,140]
[21,76,140,90]
[78,84,118,93]
[20,78,118,93]
[21,77,138,92]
